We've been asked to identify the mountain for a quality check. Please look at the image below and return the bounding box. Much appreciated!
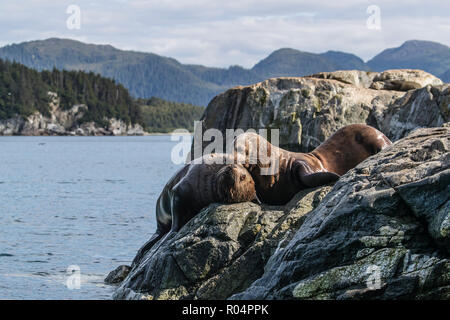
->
[320,50,369,71]
[0,39,371,105]
[367,40,450,78]
[1,39,448,106]
[252,48,369,79]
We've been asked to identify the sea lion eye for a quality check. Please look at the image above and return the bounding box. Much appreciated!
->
[240,174,246,181]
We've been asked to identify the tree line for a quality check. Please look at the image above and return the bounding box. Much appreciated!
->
[0,58,204,132]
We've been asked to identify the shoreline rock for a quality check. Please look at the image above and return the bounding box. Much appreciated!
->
[112,126,449,300]
[113,186,332,300]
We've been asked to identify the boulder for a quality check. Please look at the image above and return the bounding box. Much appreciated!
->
[307,70,378,88]
[231,126,449,300]
[113,187,332,300]
[369,69,443,91]
[105,265,132,284]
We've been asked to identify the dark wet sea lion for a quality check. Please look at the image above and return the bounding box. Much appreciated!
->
[233,124,391,205]
[131,153,256,266]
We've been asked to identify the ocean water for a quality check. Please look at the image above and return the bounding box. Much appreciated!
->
[0,136,185,299]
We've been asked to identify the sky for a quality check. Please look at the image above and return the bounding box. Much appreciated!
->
[1,0,449,68]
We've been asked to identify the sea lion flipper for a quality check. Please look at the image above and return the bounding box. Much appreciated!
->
[300,171,340,188]
[131,231,164,267]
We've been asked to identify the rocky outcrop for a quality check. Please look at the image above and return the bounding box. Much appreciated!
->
[113,126,449,300]
[105,265,132,284]
[373,85,449,141]
[113,186,332,300]
[0,91,145,136]
[232,126,449,300]
[109,69,449,299]
[195,69,448,153]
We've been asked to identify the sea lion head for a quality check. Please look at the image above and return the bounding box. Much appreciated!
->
[216,164,256,203]
[353,124,391,157]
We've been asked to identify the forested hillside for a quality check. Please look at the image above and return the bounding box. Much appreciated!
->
[0,59,50,120]
[0,59,142,126]
[138,97,204,133]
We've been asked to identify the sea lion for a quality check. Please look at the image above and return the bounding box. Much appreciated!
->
[233,124,391,205]
[132,153,257,266]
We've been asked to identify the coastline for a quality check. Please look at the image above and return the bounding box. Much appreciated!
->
[0,131,194,137]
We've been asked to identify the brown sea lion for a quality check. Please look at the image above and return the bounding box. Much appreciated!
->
[233,124,391,205]
[131,153,257,266]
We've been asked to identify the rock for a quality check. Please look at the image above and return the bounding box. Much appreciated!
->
[105,265,132,284]
[373,85,450,141]
[114,126,449,300]
[231,127,450,300]
[195,69,449,153]
[308,69,443,91]
[197,76,402,154]
[113,186,332,300]
[46,123,66,135]
[0,91,145,136]
[0,116,23,135]
[369,69,443,91]
[307,70,378,88]
[126,123,146,136]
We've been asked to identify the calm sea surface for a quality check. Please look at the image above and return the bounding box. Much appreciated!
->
[0,136,184,299]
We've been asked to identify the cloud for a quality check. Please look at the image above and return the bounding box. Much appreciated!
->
[0,0,449,67]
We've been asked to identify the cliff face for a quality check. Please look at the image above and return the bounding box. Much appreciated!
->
[195,69,447,153]
[0,92,145,136]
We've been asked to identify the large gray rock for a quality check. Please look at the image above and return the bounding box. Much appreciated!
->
[113,186,332,300]
[196,69,448,153]
[373,85,449,141]
[231,126,449,300]
[113,126,449,300]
